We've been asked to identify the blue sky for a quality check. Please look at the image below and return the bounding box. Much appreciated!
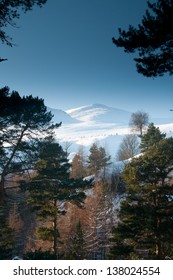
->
[0,0,172,118]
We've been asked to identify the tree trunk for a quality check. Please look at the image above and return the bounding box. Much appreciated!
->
[152,191,163,259]
[0,175,5,205]
[0,125,28,204]
[53,200,58,258]
[53,217,57,257]
[155,239,163,259]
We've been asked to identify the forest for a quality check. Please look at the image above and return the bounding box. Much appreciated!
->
[0,88,173,260]
[0,0,173,260]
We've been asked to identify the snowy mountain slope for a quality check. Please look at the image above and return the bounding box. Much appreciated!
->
[47,107,80,124]
[50,103,173,159]
[66,103,132,124]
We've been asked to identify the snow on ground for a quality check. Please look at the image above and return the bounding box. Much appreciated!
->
[157,123,173,134]
[56,122,129,145]
[55,121,173,160]
[50,104,173,159]
[55,122,129,158]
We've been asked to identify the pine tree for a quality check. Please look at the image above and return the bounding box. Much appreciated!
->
[109,137,173,260]
[0,1,47,46]
[0,87,59,259]
[0,87,60,204]
[99,147,111,178]
[21,139,93,258]
[36,140,71,180]
[112,0,173,77]
[87,143,111,176]
[66,220,86,259]
[0,0,48,62]
[0,205,13,259]
[87,143,101,176]
[140,123,166,152]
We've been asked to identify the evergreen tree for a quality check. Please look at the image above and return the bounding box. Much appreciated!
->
[112,0,173,77]
[24,249,57,260]
[21,140,93,258]
[66,220,86,259]
[0,87,60,204]
[0,0,47,46]
[99,146,112,178]
[109,138,173,260]
[36,140,71,180]
[0,205,13,259]
[0,0,47,62]
[87,143,111,176]
[140,123,166,152]
[87,143,101,176]
[0,87,59,259]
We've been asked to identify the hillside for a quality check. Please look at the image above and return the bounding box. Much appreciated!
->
[66,103,131,124]
[47,107,80,124]
[48,104,173,158]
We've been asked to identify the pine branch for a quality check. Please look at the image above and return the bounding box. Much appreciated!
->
[0,58,8,62]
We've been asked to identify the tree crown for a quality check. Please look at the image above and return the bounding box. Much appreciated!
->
[113,0,173,77]
[0,0,47,46]
[140,122,166,152]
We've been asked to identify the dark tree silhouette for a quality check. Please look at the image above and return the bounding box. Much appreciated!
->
[0,86,60,204]
[0,0,47,61]
[0,58,7,62]
[109,138,173,260]
[112,0,173,77]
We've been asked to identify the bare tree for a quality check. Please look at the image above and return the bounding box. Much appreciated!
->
[62,141,73,159]
[129,111,149,136]
[117,134,140,161]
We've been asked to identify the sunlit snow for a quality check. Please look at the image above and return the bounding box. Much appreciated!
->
[49,104,173,158]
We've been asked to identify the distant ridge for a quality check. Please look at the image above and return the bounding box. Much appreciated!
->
[66,103,132,124]
[48,104,173,126]
[47,107,80,124]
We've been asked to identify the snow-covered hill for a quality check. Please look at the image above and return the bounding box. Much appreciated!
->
[47,107,80,124]
[48,104,173,159]
[66,103,131,124]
